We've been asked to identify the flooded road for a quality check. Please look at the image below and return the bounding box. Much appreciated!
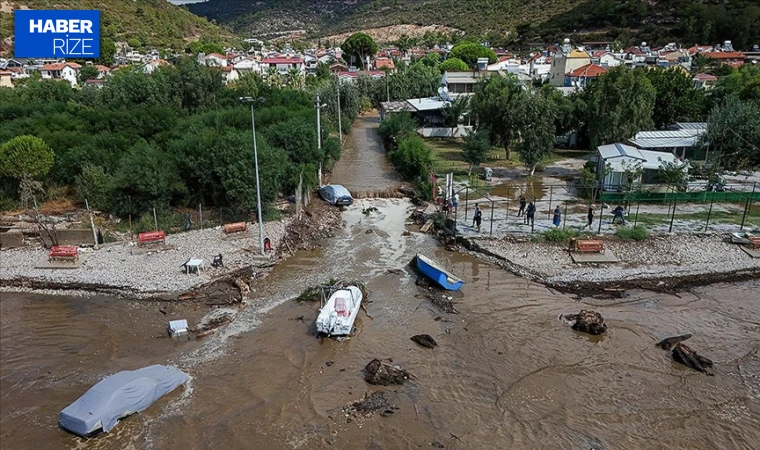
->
[2,114,759,450]
[329,111,398,194]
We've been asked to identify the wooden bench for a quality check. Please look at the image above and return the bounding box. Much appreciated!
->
[749,236,760,250]
[575,239,605,254]
[49,245,79,262]
[138,231,166,247]
[223,222,248,234]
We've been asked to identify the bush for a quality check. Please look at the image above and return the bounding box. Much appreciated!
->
[388,135,432,181]
[378,112,417,151]
[543,228,578,242]
[616,226,648,241]
[75,164,113,211]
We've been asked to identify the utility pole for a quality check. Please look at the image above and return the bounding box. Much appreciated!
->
[240,96,266,256]
[315,95,326,185]
[336,83,343,146]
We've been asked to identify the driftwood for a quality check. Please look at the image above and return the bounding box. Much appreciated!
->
[410,334,438,349]
[672,343,714,374]
[364,359,414,385]
[351,391,392,414]
[571,310,607,335]
[656,334,692,350]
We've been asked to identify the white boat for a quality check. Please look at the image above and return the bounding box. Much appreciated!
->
[315,286,363,336]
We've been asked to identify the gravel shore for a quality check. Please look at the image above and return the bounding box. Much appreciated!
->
[471,233,760,289]
[0,220,291,295]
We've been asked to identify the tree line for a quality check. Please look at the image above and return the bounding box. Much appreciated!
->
[0,58,362,219]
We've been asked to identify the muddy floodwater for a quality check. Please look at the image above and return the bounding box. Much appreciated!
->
[1,199,759,450]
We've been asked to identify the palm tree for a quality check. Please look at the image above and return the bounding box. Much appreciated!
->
[285,67,303,90]
[266,66,281,87]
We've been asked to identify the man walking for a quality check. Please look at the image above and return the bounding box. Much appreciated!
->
[517,195,526,217]
[526,201,535,226]
[585,206,594,229]
[473,204,482,232]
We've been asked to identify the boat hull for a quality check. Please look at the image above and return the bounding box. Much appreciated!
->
[416,254,464,291]
[315,287,363,336]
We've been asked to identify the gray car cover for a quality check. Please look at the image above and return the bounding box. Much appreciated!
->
[59,365,189,437]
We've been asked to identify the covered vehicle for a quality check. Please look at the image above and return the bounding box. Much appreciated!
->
[59,365,189,438]
[319,184,353,206]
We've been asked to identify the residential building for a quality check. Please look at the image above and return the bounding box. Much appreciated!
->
[703,51,744,68]
[597,143,683,190]
[94,64,111,79]
[628,128,707,161]
[549,44,590,86]
[329,63,348,74]
[374,57,396,72]
[0,70,13,88]
[141,59,170,74]
[441,71,484,96]
[590,51,622,68]
[693,73,717,89]
[336,70,385,84]
[564,63,607,88]
[220,66,239,84]
[233,58,260,74]
[40,62,81,87]
[83,79,105,89]
[202,53,229,67]
[261,56,305,75]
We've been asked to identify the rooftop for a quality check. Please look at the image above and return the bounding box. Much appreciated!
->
[598,143,680,171]
[628,129,704,149]
[565,63,607,78]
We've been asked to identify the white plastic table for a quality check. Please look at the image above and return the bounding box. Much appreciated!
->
[184,258,203,275]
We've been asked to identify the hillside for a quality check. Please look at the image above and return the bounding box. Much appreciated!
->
[0,0,238,55]
[189,0,760,48]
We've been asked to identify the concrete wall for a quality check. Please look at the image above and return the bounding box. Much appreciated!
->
[417,126,473,138]
[0,230,23,249]
[40,229,95,246]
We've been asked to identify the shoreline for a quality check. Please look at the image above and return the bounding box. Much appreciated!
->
[0,201,342,299]
[455,233,760,296]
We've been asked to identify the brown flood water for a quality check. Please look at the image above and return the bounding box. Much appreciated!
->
[2,199,759,450]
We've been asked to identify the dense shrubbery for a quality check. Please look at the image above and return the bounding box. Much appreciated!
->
[0,59,357,218]
[616,226,649,241]
[378,112,433,197]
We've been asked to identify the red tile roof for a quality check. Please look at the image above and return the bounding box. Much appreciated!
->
[703,51,744,59]
[41,62,81,71]
[337,71,385,78]
[94,64,111,72]
[205,53,228,60]
[262,57,303,64]
[565,63,607,78]
[374,58,395,70]
[693,73,717,81]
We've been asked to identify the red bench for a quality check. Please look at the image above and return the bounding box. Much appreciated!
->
[49,245,79,262]
[749,236,760,250]
[223,222,248,234]
[575,239,605,253]
[138,231,166,247]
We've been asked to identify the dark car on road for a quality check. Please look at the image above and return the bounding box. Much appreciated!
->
[318,184,353,206]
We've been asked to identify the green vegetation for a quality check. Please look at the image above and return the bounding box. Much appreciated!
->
[378,113,433,197]
[616,226,649,241]
[1,0,237,55]
[341,33,379,69]
[447,42,497,68]
[438,58,469,72]
[0,59,358,219]
[543,228,578,242]
[461,130,490,175]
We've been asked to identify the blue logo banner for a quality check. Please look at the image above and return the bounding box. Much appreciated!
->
[14,10,100,58]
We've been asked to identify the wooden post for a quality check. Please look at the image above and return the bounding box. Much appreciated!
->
[85,199,98,249]
[547,185,553,220]
[489,200,494,235]
[669,198,677,233]
[153,207,158,231]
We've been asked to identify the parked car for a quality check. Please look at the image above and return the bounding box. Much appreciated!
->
[319,184,353,206]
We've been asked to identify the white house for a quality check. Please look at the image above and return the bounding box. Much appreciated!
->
[141,59,170,74]
[202,53,228,67]
[233,58,260,74]
[597,143,683,190]
[40,62,81,87]
[220,66,239,84]
[591,51,622,68]
[261,56,305,75]
[549,42,591,86]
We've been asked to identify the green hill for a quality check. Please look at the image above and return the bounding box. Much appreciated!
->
[0,0,238,55]
[188,0,760,49]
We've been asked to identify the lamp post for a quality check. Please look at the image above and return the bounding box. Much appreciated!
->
[315,95,327,185]
[239,96,266,256]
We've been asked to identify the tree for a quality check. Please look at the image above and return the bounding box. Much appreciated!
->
[266,66,282,88]
[78,65,99,84]
[645,67,706,129]
[656,158,689,192]
[0,135,54,179]
[438,57,469,72]
[462,130,490,175]
[515,92,556,176]
[388,135,432,180]
[470,74,524,159]
[448,42,497,68]
[285,67,304,90]
[75,164,113,210]
[441,96,470,127]
[420,52,440,68]
[341,33,379,69]
[378,112,417,151]
[127,37,142,49]
[700,96,760,168]
[95,37,117,67]
[582,67,655,149]
[394,34,416,54]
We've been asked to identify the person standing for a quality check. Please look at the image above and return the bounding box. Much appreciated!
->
[472,204,481,229]
[612,205,625,224]
[586,206,594,229]
[552,206,562,227]
[474,205,483,232]
[517,195,526,217]
[526,201,535,226]
[453,193,459,213]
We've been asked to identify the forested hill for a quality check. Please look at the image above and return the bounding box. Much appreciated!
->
[0,0,237,55]
[189,0,760,49]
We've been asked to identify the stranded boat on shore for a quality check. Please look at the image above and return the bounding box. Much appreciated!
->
[415,253,464,291]
[315,286,363,336]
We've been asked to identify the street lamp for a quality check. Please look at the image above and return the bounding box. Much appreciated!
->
[315,95,327,185]
[239,96,266,256]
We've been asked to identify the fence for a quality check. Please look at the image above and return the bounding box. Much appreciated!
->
[437,180,760,237]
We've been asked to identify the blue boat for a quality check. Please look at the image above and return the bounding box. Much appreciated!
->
[415,253,464,291]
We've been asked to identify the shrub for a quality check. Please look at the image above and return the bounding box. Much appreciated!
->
[543,228,578,242]
[616,226,648,241]
[378,112,417,151]
[75,164,113,211]
[388,135,432,181]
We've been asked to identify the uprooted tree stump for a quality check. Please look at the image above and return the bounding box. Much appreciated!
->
[672,343,714,374]
[571,310,607,335]
[350,391,392,414]
[364,359,414,385]
[656,334,692,350]
[410,334,437,349]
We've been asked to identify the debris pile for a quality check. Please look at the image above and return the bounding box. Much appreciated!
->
[294,279,370,303]
[656,334,714,375]
[410,334,438,349]
[192,309,236,338]
[364,359,414,386]
[570,310,607,335]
